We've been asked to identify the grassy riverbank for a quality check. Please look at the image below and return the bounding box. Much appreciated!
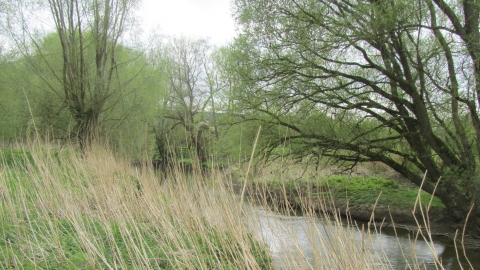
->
[230,162,447,226]
[0,144,272,269]
[250,175,445,207]
[0,142,465,269]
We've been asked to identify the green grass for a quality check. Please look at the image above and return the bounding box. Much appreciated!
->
[0,216,271,269]
[0,145,273,269]
[314,175,445,208]
[1,148,34,168]
[316,175,400,191]
[252,174,445,209]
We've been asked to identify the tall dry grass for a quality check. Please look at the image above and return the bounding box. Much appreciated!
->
[0,141,451,269]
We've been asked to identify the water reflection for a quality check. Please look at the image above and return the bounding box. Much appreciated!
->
[245,203,480,269]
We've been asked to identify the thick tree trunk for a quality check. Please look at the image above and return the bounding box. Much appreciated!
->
[76,108,100,153]
[435,178,473,221]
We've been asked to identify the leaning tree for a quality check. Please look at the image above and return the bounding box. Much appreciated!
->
[230,0,480,228]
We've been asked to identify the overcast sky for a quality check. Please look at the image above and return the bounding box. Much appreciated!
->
[137,0,237,46]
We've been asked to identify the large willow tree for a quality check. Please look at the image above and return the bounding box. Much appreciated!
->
[45,0,139,149]
[230,0,480,229]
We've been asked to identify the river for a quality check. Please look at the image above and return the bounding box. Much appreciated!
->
[245,202,480,269]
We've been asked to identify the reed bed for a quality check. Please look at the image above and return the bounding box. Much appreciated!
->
[0,141,449,269]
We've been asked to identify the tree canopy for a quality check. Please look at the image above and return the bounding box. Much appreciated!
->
[229,0,480,225]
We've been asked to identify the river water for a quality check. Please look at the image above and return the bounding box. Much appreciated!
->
[245,203,480,269]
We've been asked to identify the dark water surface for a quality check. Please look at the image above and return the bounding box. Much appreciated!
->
[246,203,480,269]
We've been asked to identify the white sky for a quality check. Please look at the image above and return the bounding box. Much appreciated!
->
[137,0,237,46]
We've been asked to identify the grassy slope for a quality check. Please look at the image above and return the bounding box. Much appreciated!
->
[0,146,272,269]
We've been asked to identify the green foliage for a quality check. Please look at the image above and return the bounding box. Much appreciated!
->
[318,176,400,191]
[1,31,165,158]
[214,118,264,163]
[0,59,31,140]
[229,0,480,224]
